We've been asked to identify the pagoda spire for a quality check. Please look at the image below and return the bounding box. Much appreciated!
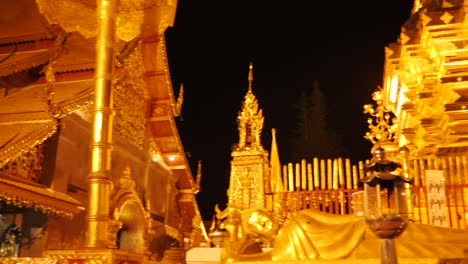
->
[269,128,284,216]
[236,63,264,151]
[248,62,253,93]
[270,128,283,193]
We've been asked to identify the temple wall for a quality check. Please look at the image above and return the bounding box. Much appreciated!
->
[33,111,179,254]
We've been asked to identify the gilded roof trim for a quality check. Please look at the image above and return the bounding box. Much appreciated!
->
[51,86,94,118]
[158,36,209,243]
[159,35,195,189]
[36,0,177,41]
[0,119,57,168]
[0,172,84,217]
[0,49,55,77]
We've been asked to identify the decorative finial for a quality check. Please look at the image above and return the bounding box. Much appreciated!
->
[248,62,253,93]
[44,61,59,117]
[173,83,184,117]
[194,160,202,194]
[363,87,397,144]
[119,165,136,189]
[412,0,421,14]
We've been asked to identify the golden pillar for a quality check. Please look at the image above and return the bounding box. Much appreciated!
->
[86,0,119,248]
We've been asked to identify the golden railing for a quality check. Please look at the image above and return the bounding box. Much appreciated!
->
[278,156,468,229]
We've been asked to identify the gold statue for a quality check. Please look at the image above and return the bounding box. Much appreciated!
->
[222,208,468,263]
[221,208,283,263]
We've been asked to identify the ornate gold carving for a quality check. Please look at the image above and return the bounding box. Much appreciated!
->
[111,166,151,254]
[52,90,94,118]
[0,145,44,183]
[118,166,137,190]
[120,42,149,100]
[152,103,170,118]
[229,164,265,210]
[363,89,397,144]
[44,62,58,117]
[36,0,177,41]
[0,120,57,169]
[114,44,148,149]
[0,171,83,218]
[148,137,162,162]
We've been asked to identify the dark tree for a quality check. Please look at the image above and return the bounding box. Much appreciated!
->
[289,81,346,161]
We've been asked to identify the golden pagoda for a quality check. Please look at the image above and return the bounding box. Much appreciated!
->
[210,63,285,250]
[0,0,207,263]
[228,63,271,211]
[379,0,468,227]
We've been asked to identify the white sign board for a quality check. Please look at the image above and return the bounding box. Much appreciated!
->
[425,169,448,227]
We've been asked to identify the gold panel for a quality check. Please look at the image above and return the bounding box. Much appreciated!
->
[149,121,173,138]
[152,102,171,118]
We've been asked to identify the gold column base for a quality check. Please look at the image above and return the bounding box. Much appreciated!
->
[43,249,145,264]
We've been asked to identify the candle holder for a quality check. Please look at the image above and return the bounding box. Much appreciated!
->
[361,146,412,264]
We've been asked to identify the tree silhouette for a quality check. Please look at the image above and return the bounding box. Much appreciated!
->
[289,80,346,161]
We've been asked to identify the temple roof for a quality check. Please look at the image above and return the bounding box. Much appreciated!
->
[0,171,84,217]
[0,0,53,43]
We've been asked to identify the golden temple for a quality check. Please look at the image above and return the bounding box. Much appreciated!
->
[2,0,468,264]
[0,0,207,263]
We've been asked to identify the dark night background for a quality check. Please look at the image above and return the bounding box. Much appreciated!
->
[165,1,414,220]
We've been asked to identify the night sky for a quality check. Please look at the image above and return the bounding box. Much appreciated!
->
[165,1,414,220]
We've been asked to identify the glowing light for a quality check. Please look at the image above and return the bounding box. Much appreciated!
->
[389,74,399,104]
[395,84,407,116]
[168,156,175,161]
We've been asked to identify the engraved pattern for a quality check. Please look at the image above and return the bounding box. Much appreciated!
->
[230,164,265,210]
[0,121,57,169]
[0,145,44,183]
[114,44,148,149]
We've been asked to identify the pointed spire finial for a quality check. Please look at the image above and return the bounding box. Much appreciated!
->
[173,83,184,117]
[194,160,202,194]
[269,128,284,216]
[248,62,253,93]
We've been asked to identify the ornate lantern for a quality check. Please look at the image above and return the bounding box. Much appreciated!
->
[361,146,412,264]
